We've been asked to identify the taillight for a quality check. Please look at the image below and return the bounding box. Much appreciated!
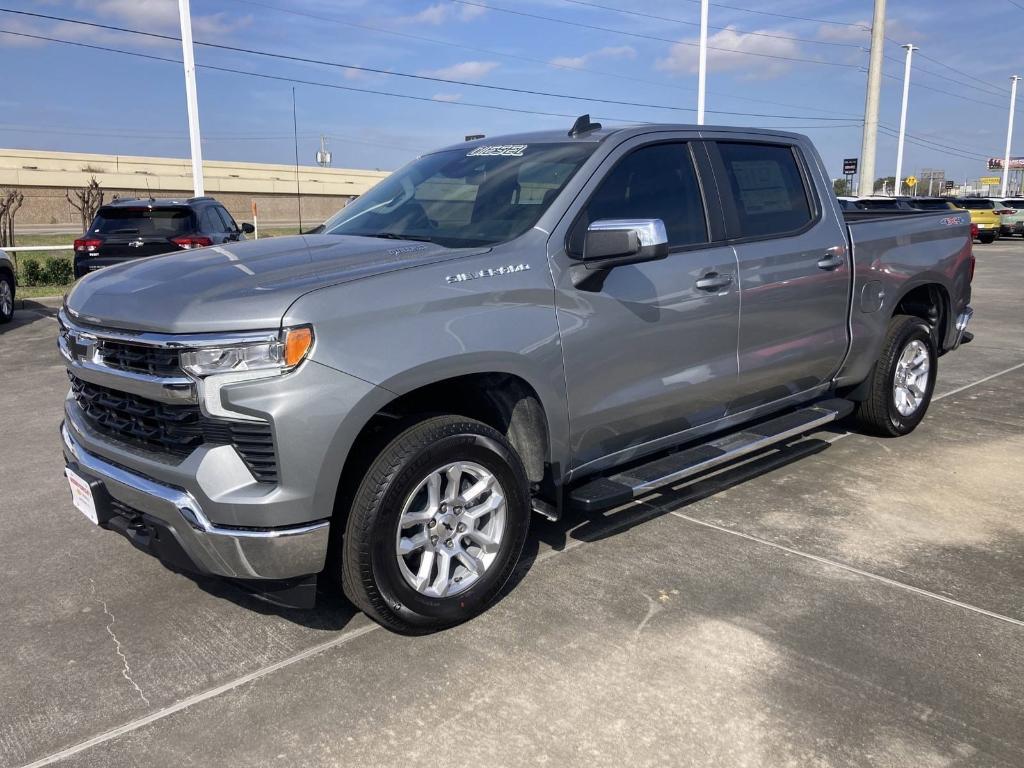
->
[171,235,214,249]
[73,238,101,253]
[995,208,1015,215]
[971,223,979,238]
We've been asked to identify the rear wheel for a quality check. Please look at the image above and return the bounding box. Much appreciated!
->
[854,315,937,437]
[339,415,531,633]
[979,231,996,244]
[0,272,13,323]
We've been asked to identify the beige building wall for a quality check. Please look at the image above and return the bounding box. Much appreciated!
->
[0,148,391,228]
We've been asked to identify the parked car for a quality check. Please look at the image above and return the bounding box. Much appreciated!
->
[989,198,1024,236]
[73,197,255,278]
[0,247,14,323]
[954,198,1001,243]
[59,120,974,632]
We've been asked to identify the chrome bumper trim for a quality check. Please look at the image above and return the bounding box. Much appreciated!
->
[952,306,974,349]
[61,424,329,580]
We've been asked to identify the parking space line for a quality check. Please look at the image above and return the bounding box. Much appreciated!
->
[19,361,1024,767]
[18,624,381,768]
[666,510,1024,629]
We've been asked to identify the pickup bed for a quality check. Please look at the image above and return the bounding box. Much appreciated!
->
[59,119,974,632]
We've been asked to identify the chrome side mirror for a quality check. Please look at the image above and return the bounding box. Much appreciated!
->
[582,219,669,266]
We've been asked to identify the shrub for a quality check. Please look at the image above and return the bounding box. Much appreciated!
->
[42,256,74,285]
[22,258,43,285]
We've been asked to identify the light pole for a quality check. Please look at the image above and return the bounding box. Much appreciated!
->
[696,0,709,125]
[1001,75,1020,197]
[178,0,204,196]
[858,0,886,196]
[894,43,917,198]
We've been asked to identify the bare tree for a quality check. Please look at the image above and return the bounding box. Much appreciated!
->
[66,176,105,233]
[0,188,24,249]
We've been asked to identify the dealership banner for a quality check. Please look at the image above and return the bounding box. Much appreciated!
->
[987,157,1024,170]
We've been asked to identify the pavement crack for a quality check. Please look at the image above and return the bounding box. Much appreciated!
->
[633,592,664,641]
[89,580,150,707]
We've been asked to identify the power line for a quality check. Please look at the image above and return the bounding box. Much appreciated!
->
[881,70,1005,111]
[223,0,861,119]
[450,0,861,69]
[877,126,987,163]
[558,0,865,48]
[672,0,868,28]
[0,9,857,121]
[877,123,992,160]
[882,51,1009,101]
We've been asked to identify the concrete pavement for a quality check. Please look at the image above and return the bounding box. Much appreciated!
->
[1,240,1022,767]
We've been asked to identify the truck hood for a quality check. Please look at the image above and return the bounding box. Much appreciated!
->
[65,235,475,334]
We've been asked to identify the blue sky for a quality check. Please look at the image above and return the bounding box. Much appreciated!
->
[0,0,1021,185]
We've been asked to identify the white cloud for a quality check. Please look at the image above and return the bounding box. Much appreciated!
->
[419,61,498,81]
[550,45,636,69]
[83,0,252,38]
[431,93,463,102]
[399,2,485,25]
[817,21,871,43]
[656,27,802,80]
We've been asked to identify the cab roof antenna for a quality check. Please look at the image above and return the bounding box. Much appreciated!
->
[568,114,601,137]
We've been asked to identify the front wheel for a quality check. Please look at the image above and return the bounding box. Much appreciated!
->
[0,272,14,323]
[339,415,531,633]
[854,315,937,437]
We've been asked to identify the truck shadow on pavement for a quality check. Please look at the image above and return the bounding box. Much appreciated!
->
[508,438,833,596]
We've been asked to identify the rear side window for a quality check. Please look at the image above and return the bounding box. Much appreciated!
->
[199,207,223,233]
[572,142,708,252]
[956,199,995,210]
[716,142,813,238]
[91,207,194,236]
[216,207,239,231]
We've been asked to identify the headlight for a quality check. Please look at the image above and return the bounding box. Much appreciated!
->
[181,326,314,378]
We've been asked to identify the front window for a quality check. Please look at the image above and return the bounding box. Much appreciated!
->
[322,143,594,248]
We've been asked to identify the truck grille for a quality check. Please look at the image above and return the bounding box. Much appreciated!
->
[95,339,182,377]
[69,374,278,482]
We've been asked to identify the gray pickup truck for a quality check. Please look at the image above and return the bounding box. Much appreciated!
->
[59,118,974,632]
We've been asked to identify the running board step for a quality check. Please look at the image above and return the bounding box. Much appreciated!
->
[568,398,854,512]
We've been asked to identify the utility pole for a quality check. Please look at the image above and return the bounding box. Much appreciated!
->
[292,87,303,232]
[894,43,917,197]
[858,0,886,196]
[1001,75,1020,197]
[177,0,204,197]
[697,0,709,125]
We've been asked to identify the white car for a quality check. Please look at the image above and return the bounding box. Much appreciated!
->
[0,248,15,323]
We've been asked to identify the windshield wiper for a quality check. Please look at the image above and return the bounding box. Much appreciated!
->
[364,232,437,243]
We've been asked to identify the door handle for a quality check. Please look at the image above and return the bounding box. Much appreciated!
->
[817,246,845,270]
[695,273,733,291]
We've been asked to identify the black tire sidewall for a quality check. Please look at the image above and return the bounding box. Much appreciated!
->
[882,321,937,435]
[357,427,529,630]
[0,273,13,323]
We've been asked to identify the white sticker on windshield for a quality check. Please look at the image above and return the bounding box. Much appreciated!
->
[467,144,528,157]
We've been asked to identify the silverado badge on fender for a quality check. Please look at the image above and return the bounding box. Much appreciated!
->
[446,264,531,284]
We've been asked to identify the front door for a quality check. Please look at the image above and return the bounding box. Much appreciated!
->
[550,138,742,473]
[708,140,850,414]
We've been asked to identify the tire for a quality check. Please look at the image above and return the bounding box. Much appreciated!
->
[854,315,937,437]
[0,272,13,324]
[979,232,996,244]
[339,415,531,633]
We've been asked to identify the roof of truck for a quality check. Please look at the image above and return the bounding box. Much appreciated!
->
[432,118,808,155]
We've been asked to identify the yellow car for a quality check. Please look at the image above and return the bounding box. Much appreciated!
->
[954,199,1001,243]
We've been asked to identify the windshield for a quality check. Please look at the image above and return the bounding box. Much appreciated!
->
[322,143,594,247]
[857,199,901,209]
[91,207,195,236]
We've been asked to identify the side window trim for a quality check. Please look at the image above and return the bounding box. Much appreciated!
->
[565,139,719,257]
[707,139,822,244]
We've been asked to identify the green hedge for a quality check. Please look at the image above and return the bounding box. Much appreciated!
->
[16,255,75,286]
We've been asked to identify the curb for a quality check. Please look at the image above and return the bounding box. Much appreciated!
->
[15,296,63,311]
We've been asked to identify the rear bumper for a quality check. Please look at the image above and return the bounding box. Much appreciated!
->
[61,422,329,581]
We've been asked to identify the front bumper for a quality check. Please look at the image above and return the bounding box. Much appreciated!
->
[61,422,329,581]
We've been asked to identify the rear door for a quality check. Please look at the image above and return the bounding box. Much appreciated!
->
[707,138,850,414]
[551,136,741,472]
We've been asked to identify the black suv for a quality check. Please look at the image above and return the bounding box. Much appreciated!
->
[73,197,255,278]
